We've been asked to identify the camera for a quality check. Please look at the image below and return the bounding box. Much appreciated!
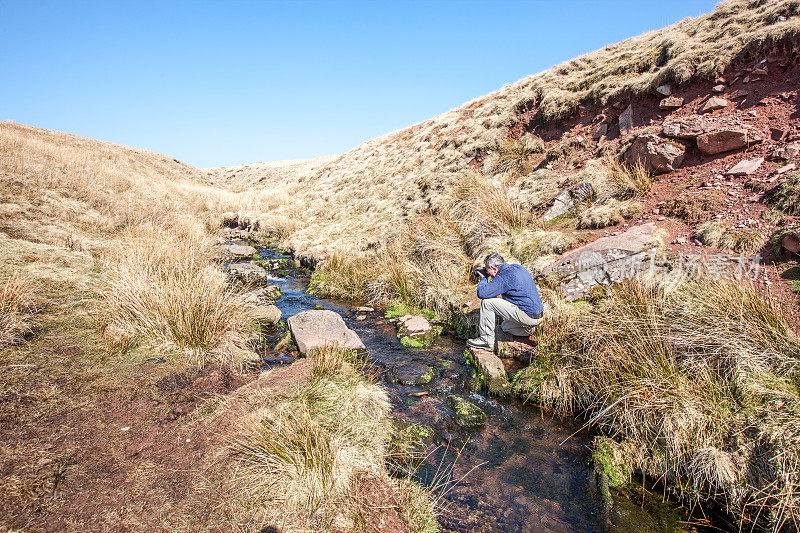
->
[473,267,487,279]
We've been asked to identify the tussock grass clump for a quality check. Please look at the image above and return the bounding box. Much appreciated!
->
[695,220,765,255]
[605,158,651,199]
[578,199,643,229]
[770,170,800,215]
[225,346,437,531]
[98,224,260,368]
[488,134,544,175]
[0,272,34,347]
[514,274,800,530]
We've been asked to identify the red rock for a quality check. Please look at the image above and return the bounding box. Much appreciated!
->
[619,105,634,136]
[697,129,763,155]
[752,67,768,76]
[659,96,684,110]
[592,122,608,139]
[699,97,729,113]
[771,127,789,141]
[726,158,764,176]
[662,116,707,139]
[624,134,685,174]
[728,89,749,99]
[782,233,800,254]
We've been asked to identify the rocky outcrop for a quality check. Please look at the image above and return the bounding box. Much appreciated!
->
[447,395,486,429]
[464,347,512,396]
[697,129,763,155]
[662,116,707,139]
[624,134,685,174]
[543,223,667,301]
[542,182,594,221]
[287,310,366,355]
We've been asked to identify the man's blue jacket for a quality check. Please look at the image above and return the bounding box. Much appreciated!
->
[476,263,543,317]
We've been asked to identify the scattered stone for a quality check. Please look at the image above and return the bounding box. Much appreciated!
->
[699,97,729,114]
[712,84,726,93]
[752,67,768,76]
[781,232,800,254]
[662,116,707,139]
[408,391,429,398]
[592,122,608,139]
[696,129,762,155]
[619,105,634,136]
[624,134,685,174]
[464,347,512,396]
[659,96,684,110]
[726,158,764,176]
[776,163,797,175]
[656,84,672,96]
[356,315,366,321]
[447,395,487,429]
[771,127,789,141]
[543,223,667,301]
[773,144,800,161]
[728,89,749,99]
[354,306,374,313]
[542,182,594,221]
[253,304,282,326]
[287,310,366,355]
[226,261,269,284]
[714,77,726,84]
[394,363,435,386]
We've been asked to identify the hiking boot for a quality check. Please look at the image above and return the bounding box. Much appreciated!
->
[466,338,493,350]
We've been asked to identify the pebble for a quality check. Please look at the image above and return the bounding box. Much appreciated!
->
[121,427,130,432]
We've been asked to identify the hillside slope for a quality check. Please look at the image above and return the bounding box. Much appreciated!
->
[212,0,800,260]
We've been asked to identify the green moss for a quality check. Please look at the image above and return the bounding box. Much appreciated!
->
[592,437,633,487]
[385,302,435,320]
[400,335,424,348]
[446,395,487,429]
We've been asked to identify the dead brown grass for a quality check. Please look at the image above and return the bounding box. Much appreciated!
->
[0,272,34,347]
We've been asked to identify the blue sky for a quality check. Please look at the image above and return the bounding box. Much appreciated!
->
[0,0,719,168]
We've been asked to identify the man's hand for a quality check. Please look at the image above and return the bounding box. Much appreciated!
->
[474,268,486,280]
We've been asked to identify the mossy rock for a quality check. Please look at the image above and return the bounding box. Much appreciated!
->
[394,363,434,386]
[447,395,487,429]
[592,437,633,487]
[463,348,512,396]
[399,335,425,348]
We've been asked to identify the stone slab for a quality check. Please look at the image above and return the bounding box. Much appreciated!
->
[287,310,366,355]
[465,347,512,396]
[726,158,764,176]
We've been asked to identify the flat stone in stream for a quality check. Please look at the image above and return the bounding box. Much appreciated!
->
[394,363,435,386]
[464,347,512,396]
[447,395,487,429]
[287,310,366,355]
[226,261,269,284]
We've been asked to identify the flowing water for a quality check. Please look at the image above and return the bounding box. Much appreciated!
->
[251,247,721,533]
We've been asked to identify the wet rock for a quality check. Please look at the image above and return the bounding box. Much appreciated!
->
[396,315,441,347]
[726,158,764,176]
[287,310,366,355]
[773,144,800,161]
[253,304,282,326]
[394,363,435,386]
[662,116,707,139]
[242,285,283,304]
[354,306,374,313]
[543,223,667,301]
[226,261,269,284]
[618,105,634,136]
[655,84,672,96]
[447,395,487,429]
[624,134,685,174]
[697,129,762,155]
[542,182,594,221]
[658,96,683,110]
[464,347,512,396]
[699,97,729,113]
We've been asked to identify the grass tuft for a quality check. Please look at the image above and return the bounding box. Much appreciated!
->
[695,220,765,255]
[0,272,35,347]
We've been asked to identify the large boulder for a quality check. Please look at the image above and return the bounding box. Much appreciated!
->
[542,182,594,221]
[662,116,708,139]
[697,129,763,155]
[287,310,366,355]
[624,134,685,174]
[543,223,667,301]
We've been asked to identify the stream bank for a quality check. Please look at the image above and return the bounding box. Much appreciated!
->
[230,243,727,533]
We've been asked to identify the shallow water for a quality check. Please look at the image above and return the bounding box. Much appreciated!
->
[254,248,719,533]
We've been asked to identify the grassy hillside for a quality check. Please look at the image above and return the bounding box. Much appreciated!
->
[213,0,800,259]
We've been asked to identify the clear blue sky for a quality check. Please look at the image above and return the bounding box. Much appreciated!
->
[0,0,719,168]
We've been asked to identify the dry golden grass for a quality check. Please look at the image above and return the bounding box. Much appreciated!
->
[695,220,765,255]
[0,272,34,347]
[216,346,437,532]
[514,274,800,531]
[577,199,643,229]
[97,224,261,368]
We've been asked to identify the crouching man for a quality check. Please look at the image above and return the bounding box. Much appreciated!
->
[467,252,544,351]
